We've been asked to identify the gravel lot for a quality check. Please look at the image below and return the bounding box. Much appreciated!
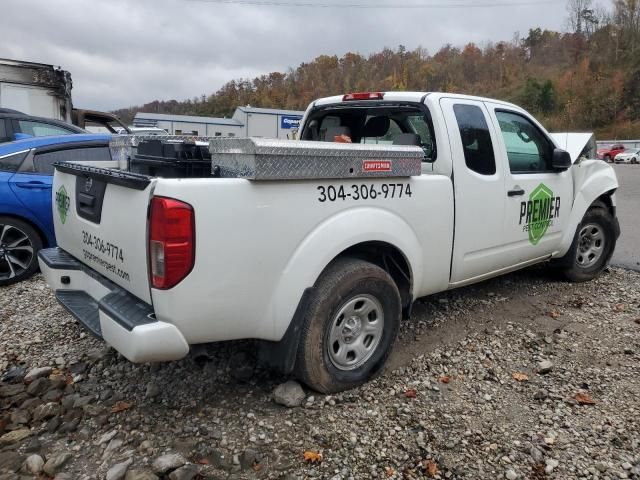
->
[1,265,639,480]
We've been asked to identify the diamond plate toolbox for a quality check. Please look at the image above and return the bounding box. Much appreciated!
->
[209,138,424,180]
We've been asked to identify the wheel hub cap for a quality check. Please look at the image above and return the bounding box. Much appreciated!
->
[576,223,605,268]
[342,316,363,343]
[327,294,384,371]
[0,224,35,280]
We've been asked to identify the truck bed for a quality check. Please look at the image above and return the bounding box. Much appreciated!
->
[46,146,454,356]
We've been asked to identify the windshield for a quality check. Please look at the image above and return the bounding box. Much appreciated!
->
[301,104,436,161]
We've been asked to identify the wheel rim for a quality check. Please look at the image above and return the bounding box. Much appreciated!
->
[327,294,384,371]
[0,223,34,281]
[576,223,605,268]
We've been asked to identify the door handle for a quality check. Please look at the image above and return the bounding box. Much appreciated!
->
[78,193,95,208]
[508,188,525,197]
[15,181,51,189]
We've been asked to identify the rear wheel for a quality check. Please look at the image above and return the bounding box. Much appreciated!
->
[557,205,617,282]
[0,217,42,286]
[295,258,401,393]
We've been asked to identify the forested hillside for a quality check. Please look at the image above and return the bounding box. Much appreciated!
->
[114,0,640,139]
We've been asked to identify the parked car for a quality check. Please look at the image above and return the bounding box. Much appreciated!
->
[597,143,626,162]
[72,109,130,134]
[0,134,113,285]
[614,148,640,164]
[39,92,619,392]
[0,108,85,143]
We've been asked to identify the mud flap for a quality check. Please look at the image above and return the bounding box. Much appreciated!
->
[257,287,315,374]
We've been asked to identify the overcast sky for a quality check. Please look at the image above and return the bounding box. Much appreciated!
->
[1,0,582,111]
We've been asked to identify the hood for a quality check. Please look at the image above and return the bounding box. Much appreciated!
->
[550,132,596,163]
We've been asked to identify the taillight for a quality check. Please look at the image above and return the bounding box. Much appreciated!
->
[149,196,195,289]
[343,92,384,101]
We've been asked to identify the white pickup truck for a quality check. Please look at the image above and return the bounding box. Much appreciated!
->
[38,92,620,393]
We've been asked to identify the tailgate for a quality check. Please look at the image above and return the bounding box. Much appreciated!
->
[52,163,155,304]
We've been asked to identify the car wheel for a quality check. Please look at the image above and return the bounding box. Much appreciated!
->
[604,155,611,162]
[557,203,617,283]
[0,216,43,286]
[632,157,638,164]
[295,257,401,393]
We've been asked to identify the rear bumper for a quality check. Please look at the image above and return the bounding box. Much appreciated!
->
[38,247,189,363]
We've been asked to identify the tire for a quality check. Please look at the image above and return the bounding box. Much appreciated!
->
[604,155,611,162]
[557,204,617,282]
[294,257,401,393]
[0,216,43,287]
[632,157,638,164]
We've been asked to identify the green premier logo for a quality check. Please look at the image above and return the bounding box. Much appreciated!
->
[519,183,561,246]
[55,185,71,224]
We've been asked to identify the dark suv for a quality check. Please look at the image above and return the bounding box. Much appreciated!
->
[0,108,85,143]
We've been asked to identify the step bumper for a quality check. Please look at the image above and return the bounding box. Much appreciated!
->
[38,247,189,363]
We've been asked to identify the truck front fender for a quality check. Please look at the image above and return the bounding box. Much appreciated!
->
[269,207,425,340]
[556,160,619,257]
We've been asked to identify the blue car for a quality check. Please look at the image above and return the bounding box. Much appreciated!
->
[0,134,112,285]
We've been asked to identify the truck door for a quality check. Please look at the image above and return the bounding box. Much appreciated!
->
[485,104,573,264]
[440,98,511,283]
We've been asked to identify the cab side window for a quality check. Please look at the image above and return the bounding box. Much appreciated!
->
[18,120,73,137]
[496,110,552,173]
[453,104,496,175]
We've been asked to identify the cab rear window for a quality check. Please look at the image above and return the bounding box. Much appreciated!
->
[302,105,436,161]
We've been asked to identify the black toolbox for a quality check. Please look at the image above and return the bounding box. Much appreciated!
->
[131,139,212,178]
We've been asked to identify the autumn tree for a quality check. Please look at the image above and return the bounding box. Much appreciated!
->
[112,2,640,139]
[567,0,598,36]
[614,0,640,54]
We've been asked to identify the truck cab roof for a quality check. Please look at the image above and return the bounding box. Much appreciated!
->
[311,91,523,111]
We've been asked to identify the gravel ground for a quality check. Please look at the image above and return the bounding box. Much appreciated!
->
[1,266,639,480]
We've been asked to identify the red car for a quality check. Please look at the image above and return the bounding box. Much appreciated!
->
[597,143,625,162]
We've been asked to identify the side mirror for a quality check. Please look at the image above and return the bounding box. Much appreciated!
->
[14,132,33,140]
[552,148,571,171]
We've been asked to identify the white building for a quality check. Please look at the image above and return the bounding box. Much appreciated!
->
[133,106,304,139]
